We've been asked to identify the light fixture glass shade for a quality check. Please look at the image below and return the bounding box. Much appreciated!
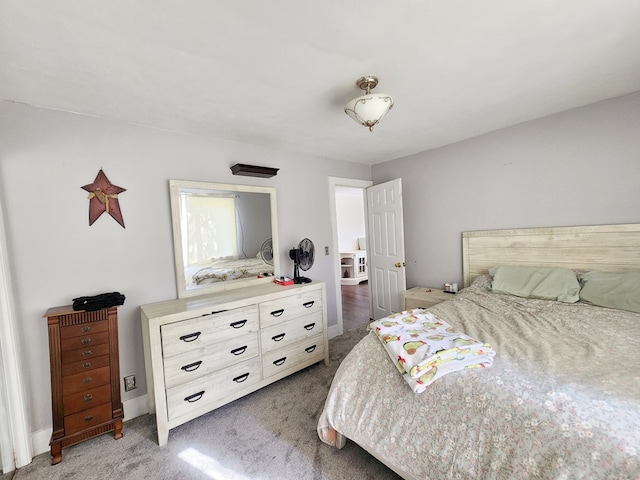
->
[344,76,394,131]
[345,94,394,131]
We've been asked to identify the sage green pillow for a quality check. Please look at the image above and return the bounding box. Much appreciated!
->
[579,271,640,313]
[489,265,580,303]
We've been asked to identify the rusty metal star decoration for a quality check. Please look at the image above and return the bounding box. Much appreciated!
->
[81,169,126,228]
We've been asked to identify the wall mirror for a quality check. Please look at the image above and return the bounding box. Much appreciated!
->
[169,180,279,299]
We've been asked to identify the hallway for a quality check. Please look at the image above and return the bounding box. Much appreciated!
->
[341,282,370,332]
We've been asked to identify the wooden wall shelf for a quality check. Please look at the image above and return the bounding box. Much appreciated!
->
[230,164,279,178]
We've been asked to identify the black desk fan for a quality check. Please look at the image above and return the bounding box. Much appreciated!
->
[259,238,274,265]
[289,238,315,284]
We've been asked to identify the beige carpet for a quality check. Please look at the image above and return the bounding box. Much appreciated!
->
[3,323,401,480]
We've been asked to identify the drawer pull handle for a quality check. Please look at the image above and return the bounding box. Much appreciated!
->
[81,350,92,356]
[303,323,316,331]
[271,333,285,342]
[303,301,314,308]
[211,309,227,314]
[270,309,284,317]
[233,373,250,383]
[230,320,247,329]
[82,377,92,384]
[230,346,247,356]
[179,332,201,342]
[305,345,317,353]
[184,391,205,403]
[273,357,287,366]
[81,326,91,332]
[84,415,94,422]
[83,394,93,402]
[83,362,92,369]
[81,338,92,345]
[181,361,202,372]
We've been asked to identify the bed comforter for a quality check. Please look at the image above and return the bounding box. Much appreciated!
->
[185,257,270,286]
[317,277,640,479]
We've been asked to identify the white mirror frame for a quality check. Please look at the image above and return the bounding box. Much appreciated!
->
[169,180,279,299]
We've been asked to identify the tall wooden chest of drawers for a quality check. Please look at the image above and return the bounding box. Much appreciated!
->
[43,305,124,464]
[141,282,329,446]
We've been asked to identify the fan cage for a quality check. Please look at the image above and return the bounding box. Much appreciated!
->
[290,238,315,283]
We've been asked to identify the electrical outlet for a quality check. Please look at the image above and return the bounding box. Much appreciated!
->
[324,246,329,255]
[124,375,137,392]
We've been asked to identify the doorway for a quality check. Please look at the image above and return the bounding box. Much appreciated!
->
[335,186,370,331]
[328,178,372,336]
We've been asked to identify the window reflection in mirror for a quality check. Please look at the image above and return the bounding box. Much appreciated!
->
[170,180,279,298]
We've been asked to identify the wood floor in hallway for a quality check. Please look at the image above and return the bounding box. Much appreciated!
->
[341,282,371,332]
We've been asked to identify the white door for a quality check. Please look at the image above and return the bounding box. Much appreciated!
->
[366,178,406,320]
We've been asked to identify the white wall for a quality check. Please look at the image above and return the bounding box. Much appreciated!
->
[0,101,371,438]
[235,192,272,258]
[335,188,365,252]
[4,90,639,452]
[373,91,640,291]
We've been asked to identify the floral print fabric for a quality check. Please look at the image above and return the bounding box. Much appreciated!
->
[369,310,495,393]
[318,276,640,479]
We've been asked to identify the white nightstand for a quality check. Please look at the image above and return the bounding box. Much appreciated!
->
[402,287,453,310]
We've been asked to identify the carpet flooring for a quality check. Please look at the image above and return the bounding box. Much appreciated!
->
[3,322,401,480]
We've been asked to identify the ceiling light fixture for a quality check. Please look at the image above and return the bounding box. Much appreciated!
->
[344,75,394,132]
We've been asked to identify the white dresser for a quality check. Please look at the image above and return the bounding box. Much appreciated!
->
[141,281,328,445]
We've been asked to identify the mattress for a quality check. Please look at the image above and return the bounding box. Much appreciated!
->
[317,276,640,479]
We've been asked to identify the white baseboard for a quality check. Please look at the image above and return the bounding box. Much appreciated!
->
[123,393,149,421]
[31,394,149,457]
[328,323,340,339]
[31,429,51,458]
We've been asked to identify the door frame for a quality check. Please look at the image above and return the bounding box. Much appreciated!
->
[0,196,32,472]
[328,177,373,337]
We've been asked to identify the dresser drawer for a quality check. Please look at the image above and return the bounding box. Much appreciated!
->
[260,289,322,328]
[62,366,111,395]
[61,331,109,352]
[63,402,112,435]
[60,319,109,339]
[260,311,323,354]
[61,343,110,364]
[163,332,259,388]
[61,354,110,376]
[167,357,261,421]
[161,306,258,358]
[63,384,112,415]
[262,335,325,379]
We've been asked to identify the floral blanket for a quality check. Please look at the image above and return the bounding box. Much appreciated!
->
[369,310,495,393]
[318,276,640,480]
[185,257,270,286]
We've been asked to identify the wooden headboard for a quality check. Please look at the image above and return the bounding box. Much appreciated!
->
[462,223,640,287]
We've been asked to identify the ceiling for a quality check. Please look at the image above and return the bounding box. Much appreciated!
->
[2,1,640,165]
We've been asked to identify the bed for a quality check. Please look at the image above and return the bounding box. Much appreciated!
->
[318,223,640,479]
[184,256,272,286]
